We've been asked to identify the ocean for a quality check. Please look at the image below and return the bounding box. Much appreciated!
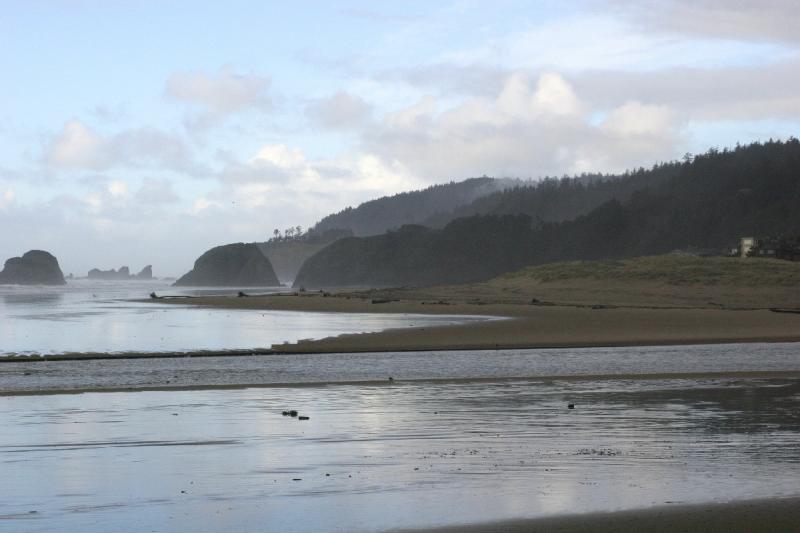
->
[0,280,480,357]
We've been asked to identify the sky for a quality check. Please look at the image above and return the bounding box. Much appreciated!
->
[1,0,799,277]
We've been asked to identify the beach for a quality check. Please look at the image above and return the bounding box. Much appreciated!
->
[2,281,799,531]
[145,286,800,354]
[3,375,800,532]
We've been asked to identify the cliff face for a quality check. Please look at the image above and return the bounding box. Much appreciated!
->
[174,243,280,287]
[0,250,66,285]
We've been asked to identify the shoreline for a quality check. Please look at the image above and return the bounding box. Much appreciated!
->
[4,334,800,362]
[2,289,799,361]
[393,496,800,533]
[141,292,800,355]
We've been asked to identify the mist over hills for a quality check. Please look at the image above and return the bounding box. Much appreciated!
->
[310,177,515,237]
[295,139,800,288]
[309,160,682,240]
[423,169,671,228]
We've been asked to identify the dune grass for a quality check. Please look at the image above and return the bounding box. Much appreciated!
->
[503,255,800,286]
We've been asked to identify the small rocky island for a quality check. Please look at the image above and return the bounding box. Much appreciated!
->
[0,250,66,285]
[88,265,153,280]
[174,243,280,287]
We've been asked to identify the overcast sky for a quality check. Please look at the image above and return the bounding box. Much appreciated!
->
[1,0,799,276]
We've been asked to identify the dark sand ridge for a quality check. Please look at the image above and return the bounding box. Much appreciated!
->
[392,496,800,533]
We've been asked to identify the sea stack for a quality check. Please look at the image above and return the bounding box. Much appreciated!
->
[135,265,153,280]
[87,266,130,280]
[174,243,280,287]
[0,250,66,285]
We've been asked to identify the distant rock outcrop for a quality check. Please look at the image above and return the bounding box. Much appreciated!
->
[0,250,66,285]
[88,265,153,280]
[88,266,130,280]
[134,265,153,280]
[174,243,280,287]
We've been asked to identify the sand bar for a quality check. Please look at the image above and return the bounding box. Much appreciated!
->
[145,292,800,354]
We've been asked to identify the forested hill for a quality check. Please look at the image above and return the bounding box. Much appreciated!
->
[424,167,680,228]
[311,177,513,237]
[295,139,800,288]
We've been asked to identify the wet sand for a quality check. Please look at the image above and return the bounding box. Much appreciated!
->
[2,378,799,532]
[147,293,800,353]
[2,342,800,395]
[399,496,800,533]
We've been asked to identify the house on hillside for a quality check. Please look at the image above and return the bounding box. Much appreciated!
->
[738,237,757,257]
[731,236,800,261]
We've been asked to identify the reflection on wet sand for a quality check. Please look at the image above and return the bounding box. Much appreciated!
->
[2,292,64,307]
[1,377,799,532]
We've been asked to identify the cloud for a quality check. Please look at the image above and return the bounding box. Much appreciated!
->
[307,92,372,129]
[601,101,674,136]
[0,189,14,209]
[213,141,422,216]
[612,0,800,43]
[363,72,683,179]
[44,120,203,174]
[45,120,103,169]
[135,178,179,204]
[107,179,128,197]
[166,66,271,115]
[568,57,800,122]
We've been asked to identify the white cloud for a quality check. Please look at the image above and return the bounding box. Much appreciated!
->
[189,197,223,215]
[107,180,128,197]
[364,72,683,179]
[0,189,14,209]
[250,144,307,168]
[602,101,674,137]
[211,141,423,223]
[44,120,203,174]
[46,120,103,169]
[166,66,271,115]
[307,91,372,129]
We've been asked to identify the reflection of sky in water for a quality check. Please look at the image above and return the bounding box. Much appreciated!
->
[0,281,481,356]
[1,378,799,531]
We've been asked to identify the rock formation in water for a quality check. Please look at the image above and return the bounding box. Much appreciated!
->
[88,266,130,280]
[0,250,66,285]
[174,243,280,287]
[134,265,153,280]
[88,265,154,280]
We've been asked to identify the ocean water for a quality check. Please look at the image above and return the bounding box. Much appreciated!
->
[1,377,799,532]
[0,281,483,357]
